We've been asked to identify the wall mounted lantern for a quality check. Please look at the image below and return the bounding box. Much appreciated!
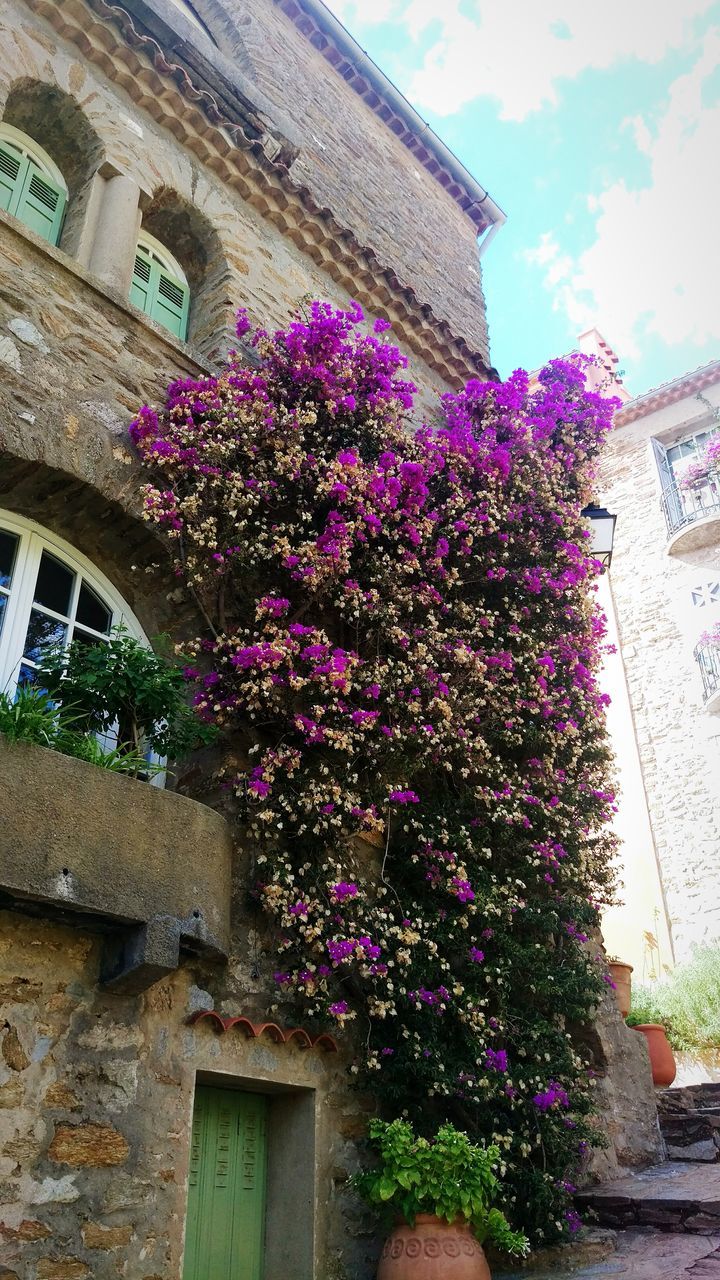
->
[581,503,617,568]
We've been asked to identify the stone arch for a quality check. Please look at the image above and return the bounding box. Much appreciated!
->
[0,454,176,639]
[139,187,232,361]
[1,79,104,258]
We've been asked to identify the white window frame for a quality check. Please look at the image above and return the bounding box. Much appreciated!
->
[666,425,720,485]
[0,123,68,195]
[0,511,164,785]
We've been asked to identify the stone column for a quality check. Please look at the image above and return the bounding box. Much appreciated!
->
[87,170,142,294]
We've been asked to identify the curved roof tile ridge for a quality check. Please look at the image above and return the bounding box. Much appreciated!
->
[187,1009,339,1051]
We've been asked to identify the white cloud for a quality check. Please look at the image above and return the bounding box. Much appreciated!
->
[525,36,720,362]
[325,0,714,121]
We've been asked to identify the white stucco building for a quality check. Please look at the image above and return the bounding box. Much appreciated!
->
[597,351,720,974]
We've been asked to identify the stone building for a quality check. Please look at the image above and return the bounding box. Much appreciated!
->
[598,357,720,974]
[0,0,511,1276]
[0,1,665,1275]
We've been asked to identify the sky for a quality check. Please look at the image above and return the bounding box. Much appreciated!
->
[325,0,720,396]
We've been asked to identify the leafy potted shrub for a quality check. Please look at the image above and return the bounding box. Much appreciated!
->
[37,626,213,776]
[679,437,720,492]
[354,1119,528,1278]
[626,988,676,1087]
[628,948,720,1076]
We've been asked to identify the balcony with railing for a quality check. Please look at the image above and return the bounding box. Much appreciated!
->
[694,640,720,714]
[661,460,720,552]
[662,476,720,552]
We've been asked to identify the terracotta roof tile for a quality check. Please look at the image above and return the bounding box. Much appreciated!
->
[187,1009,338,1051]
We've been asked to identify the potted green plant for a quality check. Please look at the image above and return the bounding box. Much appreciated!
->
[37,626,214,775]
[0,684,152,775]
[354,1119,528,1278]
[625,984,677,1087]
[625,999,674,1088]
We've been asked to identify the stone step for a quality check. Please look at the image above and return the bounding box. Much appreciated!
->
[659,1089,720,1162]
[576,1163,720,1233]
[661,1085,720,1114]
[661,1117,720,1163]
[497,1230,720,1279]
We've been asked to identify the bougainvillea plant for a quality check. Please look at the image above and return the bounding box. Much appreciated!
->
[130,300,619,1246]
[700,620,720,648]
[679,434,720,490]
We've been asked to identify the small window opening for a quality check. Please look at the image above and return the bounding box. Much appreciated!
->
[0,122,67,246]
[130,229,190,340]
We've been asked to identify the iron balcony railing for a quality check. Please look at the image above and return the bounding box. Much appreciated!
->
[661,478,720,538]
[695,641,720,704]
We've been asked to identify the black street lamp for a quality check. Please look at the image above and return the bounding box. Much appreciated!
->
[581,503,617,568]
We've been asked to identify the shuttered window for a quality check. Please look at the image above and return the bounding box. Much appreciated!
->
[130,243,190,340]
[0,140,66,245]
[183,1086,268,1280]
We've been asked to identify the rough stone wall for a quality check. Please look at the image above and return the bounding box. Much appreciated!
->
[600,388,720,962]
[0,0,454,409]
[0,8,460,1271]
[182,0,491,361]
[0,913,377,1280]
[582,987,665,1184]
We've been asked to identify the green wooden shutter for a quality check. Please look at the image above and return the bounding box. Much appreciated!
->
[130,248,154,314]
[14,161,65,245]
[0,143,26,215]
[130,247,189,341]
[183,1086,268,1280]
[154,268,190,339]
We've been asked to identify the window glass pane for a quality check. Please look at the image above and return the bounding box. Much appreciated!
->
[0,592,6,639]
[75,581,112,634]
[33,550,74,616]
[17,664,38,688]
[73,628,105,650]
[24,608,67,662]
[0,529,18,588]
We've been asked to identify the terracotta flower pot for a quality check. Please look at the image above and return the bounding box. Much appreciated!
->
[378,1215,491,1280]
[632,1023,676,1087]
[608,961,633,1018]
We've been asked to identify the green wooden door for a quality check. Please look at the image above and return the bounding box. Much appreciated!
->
[183,1086,268,1280]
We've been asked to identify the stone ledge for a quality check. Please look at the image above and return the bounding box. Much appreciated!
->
[0,737,232,987]
[0,209,214,376]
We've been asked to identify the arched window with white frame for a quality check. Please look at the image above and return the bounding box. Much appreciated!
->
[130,229,190,340]
[0,511,147,697]
[0,123,67,245]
